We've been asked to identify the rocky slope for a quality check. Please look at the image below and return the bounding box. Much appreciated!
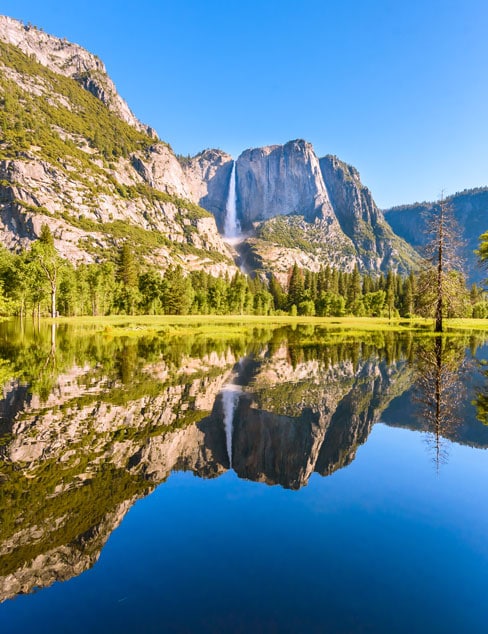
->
[320,155,418,272]
[384,188,488,283]
[182,140,419,278]
[0,16,236,276]
[0,15,153,135]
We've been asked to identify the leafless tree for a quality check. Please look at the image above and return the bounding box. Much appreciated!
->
[417,193,465,332]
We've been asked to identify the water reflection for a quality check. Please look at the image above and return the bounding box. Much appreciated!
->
[474,357,488,428]
[0,321,487,603]
[413,337,467,467]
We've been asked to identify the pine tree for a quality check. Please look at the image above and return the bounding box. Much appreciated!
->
[385,270,395,320]
[288,264,304,310]
[269,274,286,312]
[347,265,362,309]
[117,242,138,289]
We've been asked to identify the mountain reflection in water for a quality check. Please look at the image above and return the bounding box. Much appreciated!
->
[0,321,488,604]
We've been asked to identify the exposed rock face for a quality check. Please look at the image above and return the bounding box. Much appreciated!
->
[184,139,419,275]
[384,188,488,283]
[235,139,337,227]
[180,149,234,232]
[0,157,235,275]
[0,19,236,275]
[320,155,419,273]
[246,215,359,285]
[0,15,154,136]
[131,144,193,200]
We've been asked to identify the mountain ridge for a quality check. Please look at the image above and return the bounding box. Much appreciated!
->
[181,139,420,279]
[0,13,485,284]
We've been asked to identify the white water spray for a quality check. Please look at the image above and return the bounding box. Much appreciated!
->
[223,161,241,239]
[221,385,240,468]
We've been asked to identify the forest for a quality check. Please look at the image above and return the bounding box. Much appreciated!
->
[0,223,487,320]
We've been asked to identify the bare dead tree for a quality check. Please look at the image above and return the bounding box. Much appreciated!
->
[417,193,465,332]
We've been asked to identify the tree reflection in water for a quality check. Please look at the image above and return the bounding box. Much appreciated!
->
[474,357,488,427]
[413,336,466,469]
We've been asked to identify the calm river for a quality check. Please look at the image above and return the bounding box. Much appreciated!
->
[0,321,488,633]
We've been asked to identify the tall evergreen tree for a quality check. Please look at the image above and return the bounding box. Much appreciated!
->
[288,264,304,309]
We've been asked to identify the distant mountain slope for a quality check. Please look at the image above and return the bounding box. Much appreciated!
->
[0,16,235,275]
[384,188,488,283]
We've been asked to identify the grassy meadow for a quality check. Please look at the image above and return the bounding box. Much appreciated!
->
[44,314,488,339]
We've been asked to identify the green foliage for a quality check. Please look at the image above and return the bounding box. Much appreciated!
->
[476,230,488,284]
[0,40,153,165]
[0,230,477,321]
[257,216,318,253]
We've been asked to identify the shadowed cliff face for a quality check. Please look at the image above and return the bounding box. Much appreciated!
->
[318,155,417,273]
[181,149,234,232]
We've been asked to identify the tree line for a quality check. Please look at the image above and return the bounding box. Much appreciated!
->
[0,224,486,319]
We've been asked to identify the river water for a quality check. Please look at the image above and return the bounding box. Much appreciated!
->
[0,321,487,632]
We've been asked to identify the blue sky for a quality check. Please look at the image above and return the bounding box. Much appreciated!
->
[2,0,488,207]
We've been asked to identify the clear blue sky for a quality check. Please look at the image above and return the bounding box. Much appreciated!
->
[3,0,488,207]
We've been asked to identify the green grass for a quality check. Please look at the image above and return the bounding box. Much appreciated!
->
[43,314,488,339]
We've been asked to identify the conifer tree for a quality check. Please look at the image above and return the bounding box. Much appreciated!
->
[288,264,304,309]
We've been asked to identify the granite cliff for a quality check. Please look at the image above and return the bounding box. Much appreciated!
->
[182,140,419,279]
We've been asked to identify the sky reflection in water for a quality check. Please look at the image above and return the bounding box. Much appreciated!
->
[0,323,487,633]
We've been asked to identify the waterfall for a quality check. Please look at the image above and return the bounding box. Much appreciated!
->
[224,161,240,238]
[221,385,240,468]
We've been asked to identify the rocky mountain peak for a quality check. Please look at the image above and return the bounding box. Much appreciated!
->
[235,138,336,227]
